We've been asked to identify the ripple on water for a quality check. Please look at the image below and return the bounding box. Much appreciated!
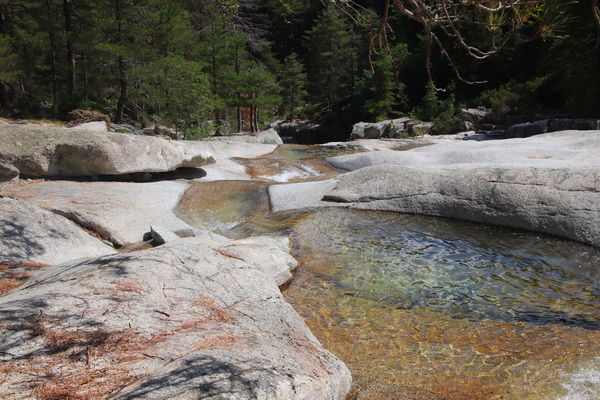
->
[282,208,600,400]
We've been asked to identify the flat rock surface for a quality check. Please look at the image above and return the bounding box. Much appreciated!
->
[188,141,278,181]
[0,237,351,400]
[0,180,194,247]
[328,130,600,171]
[322,131,600,247]
[269,180,339,213]
[0,125,215,178]
[0,196,116,265]
[205,129,283,145]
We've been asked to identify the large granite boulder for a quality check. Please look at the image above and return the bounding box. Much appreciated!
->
[0,196,116,265]
[323,165,600,247]
[320,131,600,247]
[0,125,215,178]
[206,128,283,145]
[0,237,352,400]
[350,118,412,140]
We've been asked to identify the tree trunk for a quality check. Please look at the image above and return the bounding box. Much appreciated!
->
[114,0,127,123]
[237,102,243,132]
[46,0,58,112]
[115,55,127,123]
[64,0,76,94]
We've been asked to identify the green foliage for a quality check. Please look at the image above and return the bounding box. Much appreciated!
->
[278,53,307,119]
[476,77,550,123]
[0,35,18,83]
[132,55,214,132]
[362,55,398,121]
[304,5,363,110]
[182,125,210,141]
[541,0,600,116]
[0,0,598,136]
[411,84,461,135]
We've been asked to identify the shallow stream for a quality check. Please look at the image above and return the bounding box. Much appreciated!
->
[176,144,600,400]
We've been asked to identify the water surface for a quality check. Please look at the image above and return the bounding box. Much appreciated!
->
[283,208,600,400]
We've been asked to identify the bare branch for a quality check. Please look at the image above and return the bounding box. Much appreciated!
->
[593,0,600,30]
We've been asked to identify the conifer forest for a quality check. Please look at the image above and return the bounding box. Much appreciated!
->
[0,0,598,138]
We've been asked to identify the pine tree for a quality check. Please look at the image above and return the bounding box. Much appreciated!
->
[278,53,307,120]
[303,5,363,112]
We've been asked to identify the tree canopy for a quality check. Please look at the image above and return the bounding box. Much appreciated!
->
[0,0,598,137]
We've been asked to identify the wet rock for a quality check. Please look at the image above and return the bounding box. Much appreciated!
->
[186,141,278,181]
[0,125,215,178]
[0,196,115,265]
[324,164,600,247]
[0,237,351,400]
[269,180,339,213]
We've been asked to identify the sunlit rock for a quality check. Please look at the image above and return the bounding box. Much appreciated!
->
[0,237,351,400]
[0,125,215,178]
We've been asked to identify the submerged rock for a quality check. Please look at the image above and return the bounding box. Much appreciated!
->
[0,237,352,399]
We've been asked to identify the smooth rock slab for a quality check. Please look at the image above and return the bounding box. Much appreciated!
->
[323,164,600,247]
[321,131,600,247]
[0,125,215,178]
[0,196,116,265]
[328,130,600,171]
[187,141,278,181]
[0,180,194,246]
[0,237,351,400]
[269,180,339,213]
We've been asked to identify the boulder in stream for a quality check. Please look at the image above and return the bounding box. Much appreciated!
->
[0,236,352,399]
[321,131,600,247]
[0,125,215,178]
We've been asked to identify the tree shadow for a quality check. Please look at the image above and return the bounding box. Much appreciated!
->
[115,355,264,399]
[0,218,67,262]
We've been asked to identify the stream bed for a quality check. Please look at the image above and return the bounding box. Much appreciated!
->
[176,144,600,400]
